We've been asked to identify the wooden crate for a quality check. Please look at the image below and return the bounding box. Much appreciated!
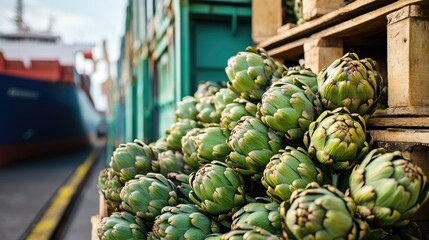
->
[256,1,429,117]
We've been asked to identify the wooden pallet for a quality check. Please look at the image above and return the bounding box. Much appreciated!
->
[254,0,429,117]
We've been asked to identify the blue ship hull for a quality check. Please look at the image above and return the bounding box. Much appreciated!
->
[0,73,100,164]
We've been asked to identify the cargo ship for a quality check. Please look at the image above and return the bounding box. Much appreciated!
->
[0,0,100,165]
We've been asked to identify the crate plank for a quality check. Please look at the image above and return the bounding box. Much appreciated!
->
[258,0,393,49]
[368,116,429,128]
[99,193,108,218]
[265,0,425,58]
[252,0,282,43]
[302,0,344,21]
[303,38,343,73]
[387,5,429,108]
[369,129,429,144]
[91,215,102,240]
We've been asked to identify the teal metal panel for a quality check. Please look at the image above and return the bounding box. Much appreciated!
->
[174,0,191,99]
[136,58,145,141]
[156,50,176,138]
[125,81,134,142]
[190,17,253,90]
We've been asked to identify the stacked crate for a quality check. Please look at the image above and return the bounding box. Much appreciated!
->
[252,0,429,231]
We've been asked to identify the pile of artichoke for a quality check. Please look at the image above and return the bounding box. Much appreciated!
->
[97,48,429,240]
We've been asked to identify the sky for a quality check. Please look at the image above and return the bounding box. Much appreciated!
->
[0,0,127,111]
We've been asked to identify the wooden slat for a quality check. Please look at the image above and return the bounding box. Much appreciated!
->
[266,0,425,58]
[368,129,429,144]
[258,0,393,49]
[91,215,102,240]
[368,117,429,128]
[252,0,282,43]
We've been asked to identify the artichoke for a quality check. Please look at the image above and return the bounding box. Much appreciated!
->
[110,139,157,183]
[152,150,185,176]
[279,68,318,93]
[220,99,257,135]
[152,204,221,240]
[213,87,239,115]
[120,173,178,221]
[98,212,146,240]
[165,119,199,151]
[280,182,368,240]
[167,171,192,204]
[188,161,248,221]
[262,146,323,203]
[317,52,383,117]
[349,148,429,227]
[102,168,124,212]
[232,200,282,235]
[176,96,198,121]
[194,126,230,164]
[258,80,323,140]
[150,137,169,152]
[294,0,303,24]
[225,46,286,102]
[181,128,203,171]
[196,96,221,125]
[226,116,286,180]
[304,107,371,171]
[194,81,221,99]
[207,226,282,240]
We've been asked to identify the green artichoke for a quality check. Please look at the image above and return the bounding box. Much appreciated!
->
[262,146,323,203]
[195,126,230,164]
[165,119,199,151]
[258,80,323,140]
[110,139,157,183]
[304,107,371,171]
[181,128,203,171]
[150,137,169,152]
[152,204,221,240]
[226,116,286,180]
[102,168,124,212]
[279,68,318,93]
[214,87,239,115]
[176,96,198,121]
[281,182,368,240]
[282,0,297,24]
[294,0,303,24]
[188,161,248,221]
[98,212,146,240]
[152,150,185,176]
[317,52,383,117]
[120,173,178,221]
[206,226,282,240]
[167,172,192,204]
[232,200,282,235]
[220,99,257,135]
[194,81,221,99]
[349,148,429,227]
[196,96,221,125]
[225,46,286,102]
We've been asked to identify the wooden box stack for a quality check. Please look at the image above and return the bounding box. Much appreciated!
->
[252,0,429,231]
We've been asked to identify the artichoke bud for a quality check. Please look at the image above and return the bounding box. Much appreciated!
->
[317,52,384,116]
[304,107,370,171]
[349,148,429,227]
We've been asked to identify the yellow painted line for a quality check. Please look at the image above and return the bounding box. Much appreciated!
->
[25,147,99,240]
